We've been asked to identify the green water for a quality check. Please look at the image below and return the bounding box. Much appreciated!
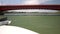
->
[1,16,60,34]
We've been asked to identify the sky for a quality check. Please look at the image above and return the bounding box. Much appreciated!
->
[0,0,60,5]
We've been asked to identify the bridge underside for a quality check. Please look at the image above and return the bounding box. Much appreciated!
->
[0,5,60,11]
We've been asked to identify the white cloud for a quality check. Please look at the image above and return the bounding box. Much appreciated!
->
[21,0,52,5]
[0,0,52,5]
[22,0,39,5]
[39,0,51,4]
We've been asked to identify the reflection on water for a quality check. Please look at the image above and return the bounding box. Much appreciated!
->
[5,9,60,16]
